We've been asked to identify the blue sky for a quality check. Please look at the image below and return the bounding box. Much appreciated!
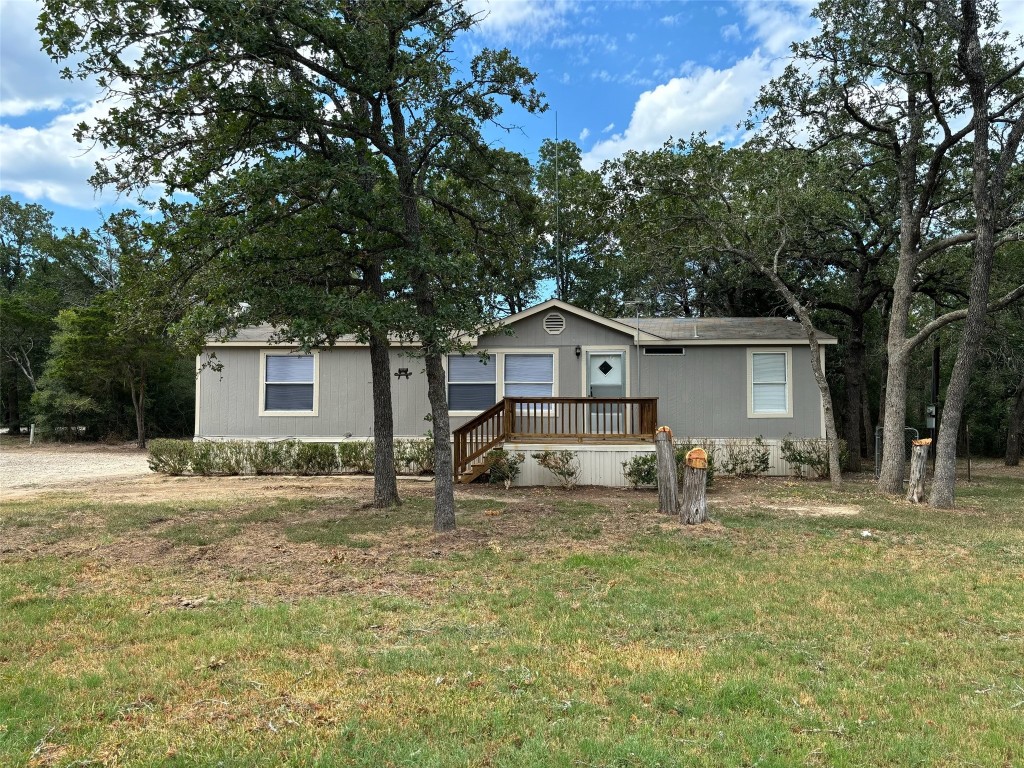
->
[3,0,1023,234]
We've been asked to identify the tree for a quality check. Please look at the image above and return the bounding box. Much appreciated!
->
[755,0,1024,494]
[929,0,1024,507]
[41,0,543,530]
[0,196,99,432]
[534,140,619,313]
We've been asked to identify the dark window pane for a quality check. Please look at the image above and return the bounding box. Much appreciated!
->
[266,383,314,411]
[448,383,496,410]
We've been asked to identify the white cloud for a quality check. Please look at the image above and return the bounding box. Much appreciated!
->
[582,1,818,168]
[602,122,615,133]
[0,0,94,116]
[721,23,741,42]
[578,127,590,142]
[464,0,578,45]
[583,51,777,167]
[0,100,123,208]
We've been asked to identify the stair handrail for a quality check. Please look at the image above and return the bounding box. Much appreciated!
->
[452,399,509,480]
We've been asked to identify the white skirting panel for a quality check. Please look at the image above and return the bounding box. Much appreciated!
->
[506,443,657,487]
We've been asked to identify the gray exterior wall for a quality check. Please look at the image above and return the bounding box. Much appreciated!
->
[476,310,638,399]
[197,347,430,439]
[637,345,823,439]
[198,311,824,441]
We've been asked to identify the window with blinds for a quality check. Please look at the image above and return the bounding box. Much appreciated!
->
[264,354,315,412]
[447,354,496,410]
[504,354,554,398]
[751,352,789,415]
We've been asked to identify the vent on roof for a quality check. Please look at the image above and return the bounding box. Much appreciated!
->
[543,312,566,335]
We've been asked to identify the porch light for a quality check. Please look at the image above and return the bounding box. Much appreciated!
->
[575,345,582,359]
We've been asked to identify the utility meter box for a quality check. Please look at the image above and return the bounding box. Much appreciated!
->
[926,404,936,429]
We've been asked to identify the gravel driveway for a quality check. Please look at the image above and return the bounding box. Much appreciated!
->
[1,443,152,494]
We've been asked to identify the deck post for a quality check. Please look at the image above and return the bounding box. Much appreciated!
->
[655,427,679,514]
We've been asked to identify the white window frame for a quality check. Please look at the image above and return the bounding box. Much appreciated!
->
[445,353,497,416]
[445,349,559,416]
[259,349,319,417]
[747,347,792,418]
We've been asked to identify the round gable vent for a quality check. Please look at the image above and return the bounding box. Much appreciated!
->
[543,312,566,335]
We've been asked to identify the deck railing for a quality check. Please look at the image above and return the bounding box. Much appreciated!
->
[453,397,658,481]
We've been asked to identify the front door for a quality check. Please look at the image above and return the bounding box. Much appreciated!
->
[587,352,625,433]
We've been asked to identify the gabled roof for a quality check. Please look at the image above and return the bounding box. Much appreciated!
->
[205,300,836,347]
[616,316,838,345]
[495,298,663,342]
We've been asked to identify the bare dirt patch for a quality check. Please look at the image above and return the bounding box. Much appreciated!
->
[1,440,152,497]
[2,475,730,603]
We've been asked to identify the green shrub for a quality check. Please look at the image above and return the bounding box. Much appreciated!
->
[532,450,581,490]
[294,442,339,475]
[400,436,435,475]
[675,439,717,488]
[245,440,294,475]
[621,454,658,489]
[486,449,525,489]
[338,441,374,474]
[781,435,848,479]
[720,436,770,477]
[147,439,192,475]
[215,441,248,474]
[189,441,220,475]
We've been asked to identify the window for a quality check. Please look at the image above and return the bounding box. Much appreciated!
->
[448,354,496,411]
[261,352,317,415]
[504,354,554,397]
[749,350,791,417]
[644,347,685,355]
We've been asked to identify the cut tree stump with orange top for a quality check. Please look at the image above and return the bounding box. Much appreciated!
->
[681,448,708,524]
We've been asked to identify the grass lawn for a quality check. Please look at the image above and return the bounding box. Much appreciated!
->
[1,467,1022,766]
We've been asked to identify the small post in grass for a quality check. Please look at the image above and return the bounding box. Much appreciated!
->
[906,437,932,503]
[680,447,709,525]
[655,426,679,515]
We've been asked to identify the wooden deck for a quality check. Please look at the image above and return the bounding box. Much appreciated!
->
[452,397,658,483]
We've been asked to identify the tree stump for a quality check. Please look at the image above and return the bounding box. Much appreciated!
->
[680,448,708,524]
[906,438,932,503]
[655,427,679,514]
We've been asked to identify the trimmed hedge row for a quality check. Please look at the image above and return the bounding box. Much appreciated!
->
[148,438,434,477]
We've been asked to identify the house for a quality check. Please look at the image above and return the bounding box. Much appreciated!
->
[195,299,837,485]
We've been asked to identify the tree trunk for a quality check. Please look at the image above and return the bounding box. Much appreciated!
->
[680,465,708,525]
[1005,373,1024,466]
[368,331,401,509]
[906,440,930,503]
[655,430,679,514]
[424,350,456,532]
[862,387,874,460]
[931,0,1011,509]
[843,322,866,472]
[130,369,146,449]
[752,263,843,488]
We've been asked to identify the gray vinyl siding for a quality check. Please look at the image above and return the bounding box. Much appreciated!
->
[197,347,430,439]
[638,345,823,439]
[477,311,636,398]
[199,315,824,440]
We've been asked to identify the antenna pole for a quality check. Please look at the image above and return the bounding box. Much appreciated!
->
[554,112,560,299]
